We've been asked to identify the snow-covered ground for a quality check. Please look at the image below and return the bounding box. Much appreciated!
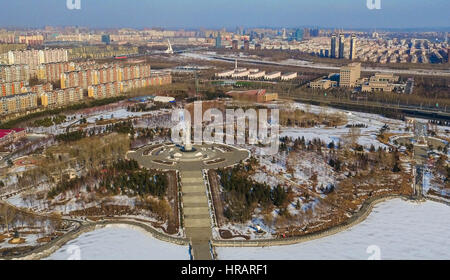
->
[279,102,411,150]
[84,108,159,124]
[281,126,388,150]
[0,232,42,249]
[46,225,189,260]
[216,199,450,260]
[29,107,171,135]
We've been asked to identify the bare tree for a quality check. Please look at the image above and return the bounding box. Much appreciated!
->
[0,203,16,233]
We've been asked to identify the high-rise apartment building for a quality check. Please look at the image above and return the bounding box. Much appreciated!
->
[350,35,357,60]
[0,81,28,97]
[0,92,38,115]
[232,40,239,51]
[310,28,320,37]
[18,35,44,46]
[448,48,450,64]
[61,64,151,90]
[339,62,361,87]
[294,29,303,42]
[0,62,171,115]
[303,28,311,39]
[0,65,30,83]
[330,35,337,58]
[7,49,69,72]
[339,34,345,59]
[37,62,78,82]
[215,32,222,48]
[101,34,111,45]
[244,40,250,51]
[41,87,84,107]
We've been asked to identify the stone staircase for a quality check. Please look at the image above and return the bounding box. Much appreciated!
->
[180,170,212,260]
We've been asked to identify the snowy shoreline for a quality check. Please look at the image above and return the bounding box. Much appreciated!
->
[212,194,409,247]
[3,195,448,260]
[2,220,189,260]
[216,198,450,260]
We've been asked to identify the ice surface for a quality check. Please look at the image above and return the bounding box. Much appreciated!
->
[46,225,189,260]
[216,199,450,260]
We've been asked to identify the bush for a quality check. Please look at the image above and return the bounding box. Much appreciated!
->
[56,130,85,142]
[271,185,288,207]
[218,164,289,222]
[142,197,172,220]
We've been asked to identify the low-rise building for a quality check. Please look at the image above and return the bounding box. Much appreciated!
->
[248,71,266,79]
[309,79,338,90]
[154,96,175,103]
[361,73,400,92]
[281,72,297,81]
[0,128,26,146]
[232,70,250,78]
[265,71,282,80]
[226,89,278,103]
[215,70,235,78]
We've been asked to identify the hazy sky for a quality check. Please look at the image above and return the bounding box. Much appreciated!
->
[0,0,449,29]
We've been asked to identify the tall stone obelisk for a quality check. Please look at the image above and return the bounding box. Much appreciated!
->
[184,121,193,152]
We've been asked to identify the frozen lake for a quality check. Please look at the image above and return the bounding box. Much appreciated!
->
[216,199,450,260]
[46,225,190,260]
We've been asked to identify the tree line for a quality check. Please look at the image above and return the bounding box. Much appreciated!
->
[218,163,290,223]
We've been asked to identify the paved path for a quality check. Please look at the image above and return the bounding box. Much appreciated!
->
[128,143,249,259]
[180,170,212,260]
[128,144,249,171]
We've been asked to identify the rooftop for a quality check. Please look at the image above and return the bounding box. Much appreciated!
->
[0,128,25,139]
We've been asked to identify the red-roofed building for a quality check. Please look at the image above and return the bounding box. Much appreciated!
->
[226,89,278,103]
[0,128,26,146]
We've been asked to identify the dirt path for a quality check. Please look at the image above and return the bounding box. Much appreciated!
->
[207,170,225,227]
[166,171,180,235]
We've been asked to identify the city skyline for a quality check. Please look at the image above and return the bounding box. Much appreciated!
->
[0,0,449,30]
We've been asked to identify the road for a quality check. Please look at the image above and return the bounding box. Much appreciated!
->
[182,52,450,77]
[279,93,450,122]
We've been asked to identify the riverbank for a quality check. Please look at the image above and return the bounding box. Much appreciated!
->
[1,219,189,260]
[2,192,448,260]
[212,194,413,248]
[216,198,450,259]
[45,225,189,260]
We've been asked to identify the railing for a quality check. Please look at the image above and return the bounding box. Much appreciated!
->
[203,169,218,229]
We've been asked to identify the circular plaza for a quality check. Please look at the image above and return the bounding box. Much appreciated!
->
[127,143,250,171]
